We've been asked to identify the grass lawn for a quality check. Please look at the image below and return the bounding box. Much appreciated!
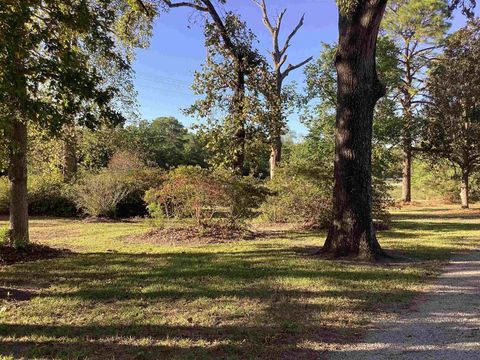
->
[0,205,479,359]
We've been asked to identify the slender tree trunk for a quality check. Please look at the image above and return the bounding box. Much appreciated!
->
[269,133,281,178]
[8,119,29,248]
[232,65,246,174]
[269,78,283,179]
[401,134,412,203]
[321,0,387,259]
[63,119,78,182]
[460,167,469,209]
[400,41,414,204]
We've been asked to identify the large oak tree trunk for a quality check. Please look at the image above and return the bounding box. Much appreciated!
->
[8,119,29,248]
[321,0,387,259]
[460,168,469,209]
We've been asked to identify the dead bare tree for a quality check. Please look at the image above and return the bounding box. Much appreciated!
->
[163,0,256,173]
[253,0,312,178]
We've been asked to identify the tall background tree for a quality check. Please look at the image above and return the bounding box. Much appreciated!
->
[184,12,264,174]
[383,0,450,203]
[164,0,262,174]
[423,19,480,208]
[0,0,144,247]
[320,0,474,258]
[253,0,313,178]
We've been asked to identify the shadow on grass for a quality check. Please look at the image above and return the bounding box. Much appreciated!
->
[1,209,477,359]
[393,210,480,220]
[393,220,480,233]
[0,247,425,359]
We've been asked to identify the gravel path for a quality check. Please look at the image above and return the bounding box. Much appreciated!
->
[329,249,480,359]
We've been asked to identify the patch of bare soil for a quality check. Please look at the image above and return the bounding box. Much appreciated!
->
[0,243,70,265]
[125,225,256,246]
[82,217,143,224]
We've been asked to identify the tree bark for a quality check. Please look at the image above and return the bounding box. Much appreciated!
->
[460,167,469,209]
[253,0,311,178]
[63,119,78,182]
[400,38,414,204]
[321,0,387,259]
[231,65,246,174]
[8,119,29,248]
[268,75,284,179]
[401,134,412,203]
[269,134,281,178]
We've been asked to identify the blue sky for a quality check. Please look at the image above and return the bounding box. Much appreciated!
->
[132,0,472,136]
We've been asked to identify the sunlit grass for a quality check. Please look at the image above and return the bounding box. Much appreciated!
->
[0,204,478,358]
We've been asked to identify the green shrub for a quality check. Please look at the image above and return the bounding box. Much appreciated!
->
[74,170,135,218]
[107,151,165,217]
[0,173,76,217]
[211,168,267,222]
[372,176,393,227]
[145,166,266,227]
[0,177,8,215]
[260,161,392,229]
[259,163,333,228]
[0,226,10,245]
[28,172,76,216]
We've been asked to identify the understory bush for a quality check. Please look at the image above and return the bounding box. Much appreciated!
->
[409,159,480,204]
[144,166,266,227]
[372,177,394,227]
[260,161,393,229]
[109,151,165,217]
[0,226,10,245]
[259,163,333,228]
[0,178,8,215]
[28,172,76,216]
[74,152,164,218]
[0,173,76,217]
[74,171,135,218]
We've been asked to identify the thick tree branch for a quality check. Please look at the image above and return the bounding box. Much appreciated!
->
[280,14,305,57]
[253,0,275,34]
[281,56,313,79]
[165,0,238,61]
[163,0,208,11]
[136,0,153,16]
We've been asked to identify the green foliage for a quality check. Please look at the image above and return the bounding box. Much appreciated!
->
[410,159,459,201]
[74,170,135,218]
[0,226,9,245]
[423,20,480,173]
[145,166,266,227]
[264,134,393,227]
[109,151,165,217]
[122,117,208,168]
[259,163,333,228]
[405,158,480,203]
[383,0,450,43]
[213,167,268,222]
[185,12,266,173]
[0,177,8,215]
[73,151,163,218]
[336,0,360,17]
[0,0,134,142]
[28,172,76,217]
[77,127,125,171]
[383,0,451,153]
[0,173,76,217]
